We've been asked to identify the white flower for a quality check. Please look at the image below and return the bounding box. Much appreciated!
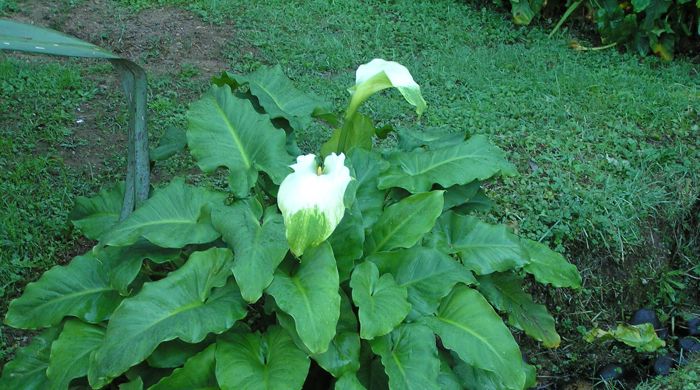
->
[348,58,427,117]
[277,153,352,256]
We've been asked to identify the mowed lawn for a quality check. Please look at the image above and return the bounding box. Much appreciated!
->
[1,0,698,385]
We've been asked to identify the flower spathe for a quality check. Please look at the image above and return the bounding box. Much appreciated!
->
[277,153,352,257]
[348,58,427,117]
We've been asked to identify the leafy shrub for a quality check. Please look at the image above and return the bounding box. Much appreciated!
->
[507,0,699,58]
[0,60,581,389]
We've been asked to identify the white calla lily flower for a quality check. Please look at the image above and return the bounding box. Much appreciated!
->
[277,153,352,256]
[348,58,427,117]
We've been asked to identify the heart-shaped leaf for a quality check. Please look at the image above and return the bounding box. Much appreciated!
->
[370,323,440,390]
[89,248,247,388]
[378,135,516,193]
[101,178,225,248]
[420,286,526,390]
[187,84,293,195]
[478,272,560,348]
[212,200,288,302]
[0,327,59,389]
[426,212,528,275]
[70,182,124,240]
[350,262,410,340]
[266,243,340,354]
[47,319,105,389]
[150,344,217,390]
[5,253,121,329]
[365,191,444,255]
[522,239,581,288]
[215,326,310,390]
[368,247,476,317]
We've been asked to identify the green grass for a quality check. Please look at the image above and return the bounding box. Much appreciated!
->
[3,0,699,384]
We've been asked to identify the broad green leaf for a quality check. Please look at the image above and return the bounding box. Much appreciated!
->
[478,272,560,348]
[150,344,217,390]
[396,126,465,152]
[329,202,365,282]
[453,359,506,390]
[336,373,367,390]
[147,338,213,368]
[584,323,665,352]
[0,20,119,58]
[70,182,124,240]
[420,286,526,390]
[378,135,516,193]
[365,191,444,254]
[453,188,494,213]
[215,326,310,390]
[212,200,288,302]
[427,212,528,275]
[350,261,411,340]
[321,113,376,156]
[357,343,390,390]
[368,247,476,317]
[0,327,59,390]
[348,149,388,229]
[101,178,225,248]
[313,290,361,377]
[369,324,440,390]
[187,84,293,195]
[442,180,481,211]
[267,243,340,354]
[119,377,144,390]
[5,253,121,329]
[95,240,181,293]
[225,65,328,131]
[436,353,462,390]
[89,248,247,388]
[46,319,105,390]
[151,127,187,161]
[522,239,581,289]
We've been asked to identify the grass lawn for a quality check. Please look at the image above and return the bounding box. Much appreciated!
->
[1,0,698,386]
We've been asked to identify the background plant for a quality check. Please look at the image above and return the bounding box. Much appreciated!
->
[507,0,699,59]
[0,60,581,389]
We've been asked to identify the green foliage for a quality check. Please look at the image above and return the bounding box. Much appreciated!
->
[584,323,666,352]
[508,0,699,58]
[2,63,580,389]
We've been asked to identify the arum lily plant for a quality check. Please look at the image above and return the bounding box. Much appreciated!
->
[2,59,582,390]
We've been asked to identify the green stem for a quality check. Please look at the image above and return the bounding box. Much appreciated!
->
[549,0,583,38]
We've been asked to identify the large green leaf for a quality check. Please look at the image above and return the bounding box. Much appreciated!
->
[522,239,581,288]
[329,202,365,282]
[478,272,560,348]
[94,240,180,294]
[369,324,440,390]
[427,212,528,275]
[88,248,247,388]
[350,261,411,340]
[215,326,310,390]
[150,126,187,162]
[336,373,367,390]
[101,178,225,248]
[150,344,217,390]
[378,135,516,193]
[436,352,462,390]
[312,290,361,377]
[46,319,105,390]
[212,200,288,302]
[365,191,444,254]
[4,253,121,329]
[368,247,476,317]
[224,65,328,131]
[348,149,388,229]
[187,84,293,195]
[420,286,526,390]
[70,182,125,240]
[266,243,340,354]
[0,20,119,58]
[146,338,212,369]
[0,327,59,389]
